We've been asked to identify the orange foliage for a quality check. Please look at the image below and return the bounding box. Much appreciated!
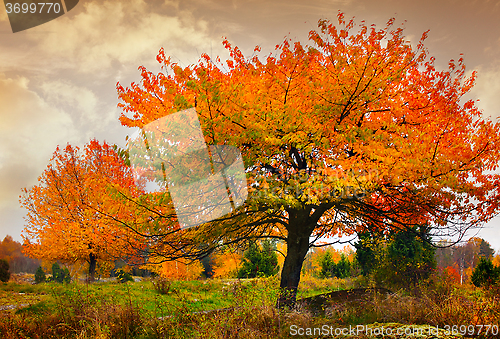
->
[116,13,500,302]
[0,235,40,273]
[492,254,500,268]
[117,14,500,242]
[0,236,25,271]
[0,236,20,262]
[444,266,461,284]
[20,139,145,279]
[149,259,203,280]
[212,250,242,279]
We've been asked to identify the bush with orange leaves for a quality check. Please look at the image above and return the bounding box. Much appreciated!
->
[146,258,204,281]
[212,250,242,279]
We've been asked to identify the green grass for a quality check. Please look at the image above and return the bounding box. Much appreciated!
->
[0,276,285,317]
[1,275,339,318]
[2,275,495,338]
[0,276,287,338]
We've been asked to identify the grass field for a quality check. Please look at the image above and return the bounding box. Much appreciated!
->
[1,274,499,338]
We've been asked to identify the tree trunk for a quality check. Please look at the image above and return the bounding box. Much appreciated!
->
[276,213,313,308]
[88,253,97,282]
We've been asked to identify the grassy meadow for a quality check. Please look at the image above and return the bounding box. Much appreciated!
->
[1,274,500,338]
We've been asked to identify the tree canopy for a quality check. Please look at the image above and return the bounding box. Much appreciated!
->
[114,13,500,305]
[20,139,144,281]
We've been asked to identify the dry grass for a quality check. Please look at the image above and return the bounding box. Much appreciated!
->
[2,275,500,338]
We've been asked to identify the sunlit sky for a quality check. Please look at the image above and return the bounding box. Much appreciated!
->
[1,0,499,250]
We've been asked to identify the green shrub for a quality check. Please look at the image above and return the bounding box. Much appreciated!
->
[319,251,335,278]
[0,259,10,282]
[116,269,133,283]
[152,276,171,294]
[355,226,435,288]
[34,266,46,284]
[238,240,279,278]
[471,256,500,288]
[49,263,70,283]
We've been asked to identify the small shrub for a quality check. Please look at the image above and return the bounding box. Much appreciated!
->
[152,276,171,294]
[49,263,70,283]
[0,259,10,282]
[34,266,46,284]
[116,269,134,283]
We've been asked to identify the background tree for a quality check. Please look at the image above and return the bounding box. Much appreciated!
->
[319,251,335,278]
[355,226,435,287]
[0,235,40,273]
[238,240,279,278]
[354,230,386,277]
[34,266,46,284]
[434,239,455,270]
[50,263,71,283]
[145,258,204,280]
[0,259,10,282]
[444,237,495,284]
[21,139,145,281]
[386,226,436,286]
[199,253,215,278]
[471,257,500,288]
[334,254,352,279]
[435,237,495,285]
[212,249,242,278]
[306,245,355,278]
[116,14,500,305]
[478,239,494,259]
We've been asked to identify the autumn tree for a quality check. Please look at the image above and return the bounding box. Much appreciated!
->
[478,238,494,259]
[21,139,144,281]
[319,251,335,278]
[444,237,495,283]
[146,258,204,280]
[354,230,386,277]
[116,14,500,306]
[34,266,46,284]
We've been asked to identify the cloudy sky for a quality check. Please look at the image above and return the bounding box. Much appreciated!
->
[1,0,500,249]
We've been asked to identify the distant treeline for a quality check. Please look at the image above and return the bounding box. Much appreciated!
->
[0,235,40,273]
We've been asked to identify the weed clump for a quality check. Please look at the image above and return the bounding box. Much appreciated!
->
[116,269,134,283]
[152,276,171,294]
